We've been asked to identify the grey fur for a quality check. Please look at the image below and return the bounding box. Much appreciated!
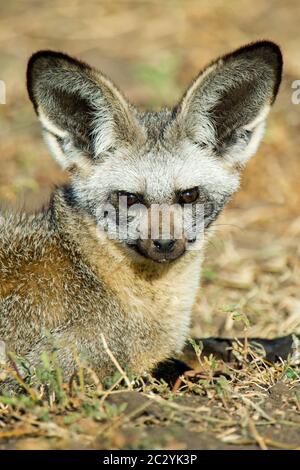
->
[0,41,282,386]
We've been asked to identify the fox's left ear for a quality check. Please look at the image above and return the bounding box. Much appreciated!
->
[176,41,282,165]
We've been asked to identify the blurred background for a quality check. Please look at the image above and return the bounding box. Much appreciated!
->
[0,0,299,340]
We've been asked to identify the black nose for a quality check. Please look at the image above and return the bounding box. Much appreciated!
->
[153,239,176,253]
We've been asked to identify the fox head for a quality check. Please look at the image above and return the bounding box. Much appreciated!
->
[27,41,282,264]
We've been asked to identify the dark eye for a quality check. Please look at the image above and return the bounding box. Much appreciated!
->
[118,191,140,207]
[178,187,199,204]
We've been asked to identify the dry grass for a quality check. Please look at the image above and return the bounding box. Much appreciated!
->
[0,0,299,450]
[1,340,300,450]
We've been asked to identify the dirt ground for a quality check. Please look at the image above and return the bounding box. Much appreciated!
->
[0,0,300,450]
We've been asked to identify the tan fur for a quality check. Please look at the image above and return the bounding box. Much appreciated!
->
[0,191,202,382]
[0,42,282,387]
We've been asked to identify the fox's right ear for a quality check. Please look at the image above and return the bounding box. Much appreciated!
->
[27,51,141,170]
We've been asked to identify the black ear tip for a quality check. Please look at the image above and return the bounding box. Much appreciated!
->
[242,41,281,74]
[27,50,89,76]
[248,40,282,67]
[27,50,77,80]
[252,40,283,99]
[226,40,282,66]
[248,40,282,54]
[224,40,283,102]
[26,50,66,107]
[28,50,63,75]
[26,50,89,110]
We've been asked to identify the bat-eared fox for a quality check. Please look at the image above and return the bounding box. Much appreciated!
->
[1,41,292,389]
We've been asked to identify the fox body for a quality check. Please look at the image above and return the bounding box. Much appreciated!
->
[0,193,201,377]
[0,42,282,381]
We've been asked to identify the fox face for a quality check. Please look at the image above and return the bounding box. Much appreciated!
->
[27,42,282,263]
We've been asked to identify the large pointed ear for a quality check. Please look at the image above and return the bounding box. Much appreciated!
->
[176,41,282,166]
[27,51,141,169]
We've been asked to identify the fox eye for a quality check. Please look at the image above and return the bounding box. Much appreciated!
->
[118,191,140,207]
[178,187,199,204]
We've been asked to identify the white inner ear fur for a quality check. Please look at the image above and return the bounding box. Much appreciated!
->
[40,109,93,172]
[91,111,115,156]
[223,104,271,166]
[39,108,68,139]
[179,62,220,145]
[179,54,275,166]
[39,108,70,169]
[43,131,92,173]
[180,61,220,113]
[38,87,134,162]
[43,131,69,169]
